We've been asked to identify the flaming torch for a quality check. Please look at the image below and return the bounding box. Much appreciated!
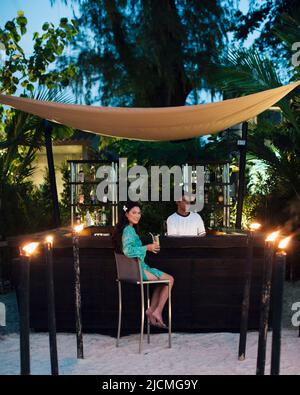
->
[256,230,280,375]
[44,235,59,375]
[270,236,291,375]
[72,224,84,359]
[19,242,39,375]
[238,222,261,361]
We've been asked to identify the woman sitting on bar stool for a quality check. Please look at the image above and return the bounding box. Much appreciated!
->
[112,201,174,329]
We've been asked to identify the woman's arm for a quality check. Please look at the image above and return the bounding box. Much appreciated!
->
[122,227,159,259]
[122,227,147,260]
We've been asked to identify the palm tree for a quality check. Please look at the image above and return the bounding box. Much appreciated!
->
[0,89,74,237]
[210,45,300,228]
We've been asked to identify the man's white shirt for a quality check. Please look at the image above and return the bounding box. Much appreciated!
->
[166,212,206,236]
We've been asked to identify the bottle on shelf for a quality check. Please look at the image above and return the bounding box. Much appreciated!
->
[78,166,85,183]
[204,167,210,183]
[204,190,209,205]
[100,206,107,226]
[78,193,85,204]
[209,212,215,228]
[90,165,96,182]
[217,186,224,203]
[191,169,197,183]
[75,212,82,225]
[216,166,223,183]
[218,193,224,203]
[90,187,97,205]
[94,210,100,226]
[85,210,92,227]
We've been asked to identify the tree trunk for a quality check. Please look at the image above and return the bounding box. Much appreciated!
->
[44,120,61,228]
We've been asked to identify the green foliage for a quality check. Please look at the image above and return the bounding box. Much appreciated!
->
[0,13,78,238]
[210,37,300,230]
[0,13,78,94]
[231,0,299,61]
[59,161,71,226]
[52,0,235,106]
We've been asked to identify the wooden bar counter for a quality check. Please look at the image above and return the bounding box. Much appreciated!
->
[8,229,265,334]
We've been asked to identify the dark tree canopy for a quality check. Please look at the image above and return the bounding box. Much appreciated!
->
[52,0,235,106]
[232,0,300,55]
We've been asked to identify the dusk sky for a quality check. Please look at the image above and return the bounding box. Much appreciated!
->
[0,0,255,104]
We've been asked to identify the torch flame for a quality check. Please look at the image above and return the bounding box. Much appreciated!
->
[45,235,54,245]
[74,224,84,234]
[265,230,280,242]
[249,222,261,231]
[278,236,291,250]
[21,242,39,256]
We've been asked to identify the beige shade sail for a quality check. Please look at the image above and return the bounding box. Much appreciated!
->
[0,81,299,141]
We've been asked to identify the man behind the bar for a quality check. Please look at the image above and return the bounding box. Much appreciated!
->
[166,192,206,236]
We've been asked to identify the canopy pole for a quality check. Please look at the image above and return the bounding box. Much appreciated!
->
[235,122,248,230]
[44,120,61,228]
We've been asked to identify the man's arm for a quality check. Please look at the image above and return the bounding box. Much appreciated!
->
[197,215,206,236]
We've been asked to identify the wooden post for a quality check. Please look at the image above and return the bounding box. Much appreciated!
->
[44,239,59,375]
[256,241,274,375]
[19,255,30,375]
[235,122,248,229]
[72,230,84,359]
[271,246,287,375]
[44,120,61,228]
[238,229,254,360]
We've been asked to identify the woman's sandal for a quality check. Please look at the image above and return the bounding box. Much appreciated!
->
[146,310,168,329]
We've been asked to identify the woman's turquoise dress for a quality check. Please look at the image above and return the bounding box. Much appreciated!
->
[122,225,164,281]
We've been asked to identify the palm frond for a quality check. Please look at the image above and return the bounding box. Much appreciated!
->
[211,48,282,97]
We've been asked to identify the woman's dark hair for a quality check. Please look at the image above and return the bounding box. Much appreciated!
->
[112,201,142,253]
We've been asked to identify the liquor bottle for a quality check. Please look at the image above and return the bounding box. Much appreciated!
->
[78,193,85,204]
[90,165,96,182]
[204,191,209,205]
[78,166,84,183]
[85,210,92,227]
[75,212,82,225]
[216,166,223,183]
[100,206,107,226]
[209,212,215,228]
[204,168,210,183]
[90,188,97,205]
[218,193,224,203]
[191,169,197,183]
[94,211,100,226]
[217,186,224,203]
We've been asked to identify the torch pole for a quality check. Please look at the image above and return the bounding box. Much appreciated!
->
[270,250,286,375]
[44,241,59,375]
[256,240,274,375]
[238,229,254,360]
[19,254,31,375]
[72,230,84,359]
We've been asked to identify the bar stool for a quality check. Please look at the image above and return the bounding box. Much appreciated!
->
[114,252,172,353]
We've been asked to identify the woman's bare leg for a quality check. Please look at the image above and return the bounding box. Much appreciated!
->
[144,270,161,325]
[151,273,174,326]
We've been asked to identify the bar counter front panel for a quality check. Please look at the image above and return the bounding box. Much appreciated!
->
[12,235,265,334]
